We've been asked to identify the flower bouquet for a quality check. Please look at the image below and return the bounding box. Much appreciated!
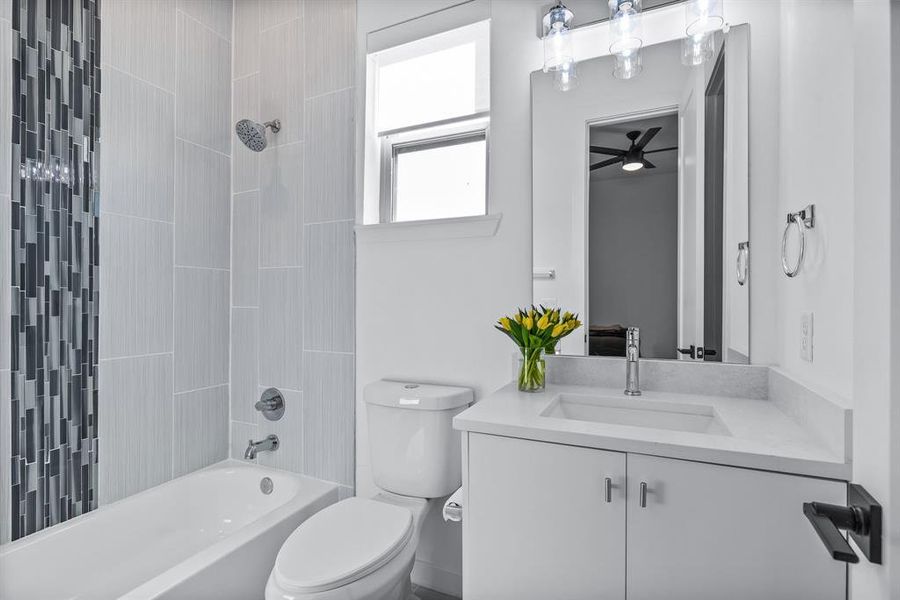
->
[495,306,582,392]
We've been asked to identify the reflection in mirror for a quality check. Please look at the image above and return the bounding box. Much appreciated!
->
[532,26,749,363]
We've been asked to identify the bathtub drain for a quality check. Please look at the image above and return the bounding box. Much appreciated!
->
[260,477,274,495]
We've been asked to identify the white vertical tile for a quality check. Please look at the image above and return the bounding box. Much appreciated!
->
[175,140,231,269]
[101,69,176,222]
[102,0,177,92]
[259,0,301,31]
[0,370,9,543]
[177,0,233,41]
[260,20,304,146]
[233,0,260,78]
[303,88,354,223]
[99,355,174,505]
[0,195,8,371]
[231,420,259,461]
[304,221,354,352]
[302,352,354,485]
[259,142,303,267]
[173,384,230,476]
[231,307,259,422]
[232,191,259,306]
[99,214,174,359]
[258,268,303,390]
[0,19,11,198]
[177,11,233,154]
[232,73,260,193]
[304,0,355,98]
[174,268,230,392]
[257,387,303,472]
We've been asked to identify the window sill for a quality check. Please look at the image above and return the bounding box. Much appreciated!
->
[355,213,502,243]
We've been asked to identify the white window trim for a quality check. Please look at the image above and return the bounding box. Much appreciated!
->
[378,113,490,224]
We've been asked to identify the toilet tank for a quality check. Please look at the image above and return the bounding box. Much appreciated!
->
[365,380,473,499]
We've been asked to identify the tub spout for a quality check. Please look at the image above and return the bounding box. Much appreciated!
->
[244,434,279,460]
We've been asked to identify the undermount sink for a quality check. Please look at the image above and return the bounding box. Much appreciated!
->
[540,393,731,435]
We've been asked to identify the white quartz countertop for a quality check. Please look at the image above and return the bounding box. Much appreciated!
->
[453,383,850,480]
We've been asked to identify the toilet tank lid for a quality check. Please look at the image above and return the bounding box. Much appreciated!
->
[365,380,473,411]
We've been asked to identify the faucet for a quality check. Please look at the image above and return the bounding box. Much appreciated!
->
[624,327,641,396]
[244,434,279,460]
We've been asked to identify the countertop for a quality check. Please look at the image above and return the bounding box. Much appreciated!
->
[453,382,851,480]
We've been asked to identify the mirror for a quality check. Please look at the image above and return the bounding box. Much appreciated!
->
[532,25,749,363]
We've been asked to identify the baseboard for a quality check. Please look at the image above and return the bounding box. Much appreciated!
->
[411,559,462,598]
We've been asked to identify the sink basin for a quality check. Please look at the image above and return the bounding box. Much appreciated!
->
[540,394,730,435]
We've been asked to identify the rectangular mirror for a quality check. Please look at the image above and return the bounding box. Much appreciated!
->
[532,25,749,363]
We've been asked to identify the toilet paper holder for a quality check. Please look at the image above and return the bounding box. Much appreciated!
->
[443,488,463,523]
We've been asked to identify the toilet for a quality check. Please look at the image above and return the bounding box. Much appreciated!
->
[265,380,473,600]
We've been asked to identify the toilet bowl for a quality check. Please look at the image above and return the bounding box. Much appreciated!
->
[265,381,473,600]
[265,494,427,600]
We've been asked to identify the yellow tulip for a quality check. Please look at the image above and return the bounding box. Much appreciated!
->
[563,311,573,321]
[498,317,511,331]
[514,313,522,324]
[551,323,566,337]
[537,314,550,330]
[523,316,533,330]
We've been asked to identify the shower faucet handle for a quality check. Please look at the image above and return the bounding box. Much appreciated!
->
[255,388,285,421]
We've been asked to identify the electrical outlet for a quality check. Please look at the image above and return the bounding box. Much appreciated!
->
[800,312,814,362]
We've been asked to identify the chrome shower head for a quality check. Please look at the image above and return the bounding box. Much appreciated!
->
[235,118,281,152]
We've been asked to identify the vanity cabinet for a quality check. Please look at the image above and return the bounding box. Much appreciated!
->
[463,433,847,600]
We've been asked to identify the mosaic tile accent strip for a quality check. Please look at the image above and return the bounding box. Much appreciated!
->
[9,0,100,541]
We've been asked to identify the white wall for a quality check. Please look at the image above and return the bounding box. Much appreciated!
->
[0,5,12,544]
[355,1,539,593]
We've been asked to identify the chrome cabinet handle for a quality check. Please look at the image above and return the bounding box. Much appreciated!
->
[639,482,648,508]
[604,477,612,503]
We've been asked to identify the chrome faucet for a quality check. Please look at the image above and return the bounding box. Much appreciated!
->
[244,434,279,460]
[624,327,641,396]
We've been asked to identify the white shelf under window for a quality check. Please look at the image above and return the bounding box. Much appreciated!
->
[355,213,502,243]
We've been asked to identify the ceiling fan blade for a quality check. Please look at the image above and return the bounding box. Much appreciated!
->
[643,146,678,154]
[590,146,626,156]
[590,157,623,170]
[642,159,657,169]
[635,127,661,150]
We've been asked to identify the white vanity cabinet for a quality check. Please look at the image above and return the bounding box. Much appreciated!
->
[463,433,847,600]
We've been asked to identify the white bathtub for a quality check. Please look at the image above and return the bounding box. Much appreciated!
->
[0,460,338,600]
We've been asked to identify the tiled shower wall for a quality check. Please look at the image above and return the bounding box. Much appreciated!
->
[98,0,232,504]
[230,0,357,497]
[5,0,100,542]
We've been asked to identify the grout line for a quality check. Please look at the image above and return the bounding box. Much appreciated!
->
[177,7,232,45]
[302,349,354,356]
[304,217,355,226]
[258,265,304,271]
[233,188,261,197]
[304,85,354,103]
[172,20,179,483]
[101,210,173,226]
[175,382,230,396]
[232,305,259,310]
[176,135,232,161]
[232,71,261,84]
[101,63,175,96]
[173,264,230,272]
[99,352,172,363]
[258,385,302,394]
[259,15,302,35]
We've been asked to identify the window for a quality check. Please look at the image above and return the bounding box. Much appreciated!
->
[368,20,490,224]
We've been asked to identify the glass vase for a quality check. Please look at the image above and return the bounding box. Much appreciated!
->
[518,346,546,392]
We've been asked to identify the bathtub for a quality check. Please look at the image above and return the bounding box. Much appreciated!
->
[0,460,339,600]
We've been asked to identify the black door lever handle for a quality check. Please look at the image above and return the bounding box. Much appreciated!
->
[803,502,860,563]
[803,484,882,565]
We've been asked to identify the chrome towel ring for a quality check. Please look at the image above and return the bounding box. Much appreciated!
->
[782,204,816,278]
[736,241,749,286]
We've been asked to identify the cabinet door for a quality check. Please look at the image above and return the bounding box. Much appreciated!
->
[464,434,626,600]
[626,454,846,600]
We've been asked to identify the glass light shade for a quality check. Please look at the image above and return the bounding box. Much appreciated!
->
[542,4,575,73]
[622,160,644,171]
[685,0,724,37]
[554,62,578,91]
[681,31,715,66]
[613,51,642,80]
[608,0,643,55]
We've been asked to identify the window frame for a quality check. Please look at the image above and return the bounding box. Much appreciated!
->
[378,113,490,224]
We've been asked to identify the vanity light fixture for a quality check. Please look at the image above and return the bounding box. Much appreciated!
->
[609,0,644,80]
[542,3,578,91]
[681,0,724,66]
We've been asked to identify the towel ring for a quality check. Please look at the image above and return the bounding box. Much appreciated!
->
[736,241,749,286]
[782,204,815,278]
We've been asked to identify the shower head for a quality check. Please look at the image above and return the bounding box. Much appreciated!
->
[235,118,281,152]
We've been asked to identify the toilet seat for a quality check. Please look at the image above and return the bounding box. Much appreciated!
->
[270,497,414,594]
